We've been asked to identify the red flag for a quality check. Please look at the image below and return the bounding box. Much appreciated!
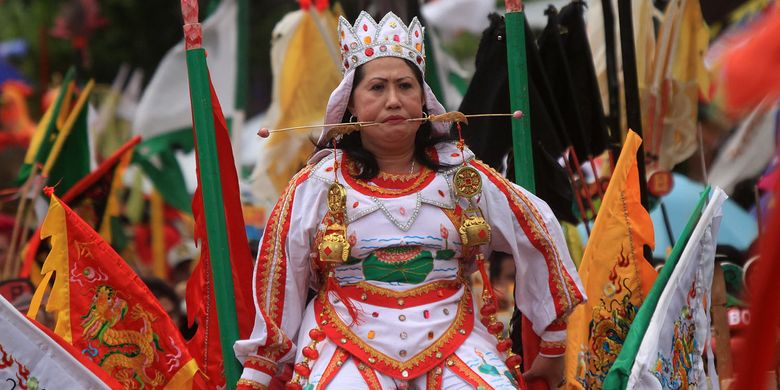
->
[734,167,780,388]
[28,189,198,388]
[20,136,140,278]
[712,5,780,116]
[185,76,256,387]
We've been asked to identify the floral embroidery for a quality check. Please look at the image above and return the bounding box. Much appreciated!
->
[651,291,699,389]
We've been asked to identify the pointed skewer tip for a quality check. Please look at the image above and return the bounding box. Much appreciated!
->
[258,128,270,138]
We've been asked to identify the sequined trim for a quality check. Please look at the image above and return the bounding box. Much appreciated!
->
[316,348,349,389]
[471,160,585,318]
[355,279,460,298]
[539,340,567,356]
[356,360,383,390]
[546,317,567,332]
[257,166,313,323]
[448,354,495,390]
[245,356,276,376]
[236,378,268,389]
[343,280,461,308]
[254,166,313,363]
[314,287,474,380]
[376,170,420,183]
[426,363,445,389]
[343,155,436,198]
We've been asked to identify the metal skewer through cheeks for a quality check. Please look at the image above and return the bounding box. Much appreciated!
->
[256,110,525,140]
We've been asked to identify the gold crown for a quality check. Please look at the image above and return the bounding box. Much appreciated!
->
[337,11,426,75]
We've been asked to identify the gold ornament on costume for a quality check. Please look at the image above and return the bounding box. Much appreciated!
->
[320,227,351,263]
[451,120,492,248]
[459,215,492,247]
[320,182,351,263]
[453,166,482,198]
[327,182,347,213]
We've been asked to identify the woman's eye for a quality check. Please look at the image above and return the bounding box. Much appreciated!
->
[369,84,383,91]
[400,82,413,90]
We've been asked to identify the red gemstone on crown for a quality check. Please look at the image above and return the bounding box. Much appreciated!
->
[365,47,374,56]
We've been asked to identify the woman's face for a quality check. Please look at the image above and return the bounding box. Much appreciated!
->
[348,57,424,154]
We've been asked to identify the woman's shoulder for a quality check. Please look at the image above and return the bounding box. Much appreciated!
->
[279,154,337,196]
[432,141,476,167]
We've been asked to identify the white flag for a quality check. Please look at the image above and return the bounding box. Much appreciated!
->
[708,102,779,194]
[0,296,111,389]
[132,0,236,140]
[626,187,726,389]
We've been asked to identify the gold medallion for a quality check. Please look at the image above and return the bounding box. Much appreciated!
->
[327,183,347,213]
[453,166,482,198]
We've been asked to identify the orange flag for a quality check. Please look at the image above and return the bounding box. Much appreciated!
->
[563,130,656,389]
[28,189,198,389]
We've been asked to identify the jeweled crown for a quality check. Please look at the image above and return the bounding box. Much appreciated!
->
[338,11,426,75]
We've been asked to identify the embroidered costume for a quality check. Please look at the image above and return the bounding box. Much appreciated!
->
[235,11,585,389]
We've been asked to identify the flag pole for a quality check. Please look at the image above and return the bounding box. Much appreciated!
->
[617,0,654,263]
[504,0,535,193]
[504,2,547,389]
[180,1,241,387]
[602,0,622,165]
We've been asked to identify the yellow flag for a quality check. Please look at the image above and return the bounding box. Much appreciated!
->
[643,0,709,174]
[260,10,342,193]
[564,131,656,389]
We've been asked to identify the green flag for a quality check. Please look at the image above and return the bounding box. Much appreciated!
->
[46,87,92,197]
[16,68,75,184]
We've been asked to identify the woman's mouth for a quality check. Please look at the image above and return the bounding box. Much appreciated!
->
[383,116,406,124]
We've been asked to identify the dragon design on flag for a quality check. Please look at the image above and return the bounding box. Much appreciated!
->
[81,285,165,389]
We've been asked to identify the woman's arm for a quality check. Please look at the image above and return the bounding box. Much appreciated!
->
[471,160,586,356]
[234,166,326,387]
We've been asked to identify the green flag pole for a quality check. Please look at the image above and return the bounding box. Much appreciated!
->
[180,1,241,388]
[504,0,534,193]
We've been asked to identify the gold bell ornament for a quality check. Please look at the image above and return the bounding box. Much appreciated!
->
[453,165,491,247]
[319,182,351,263]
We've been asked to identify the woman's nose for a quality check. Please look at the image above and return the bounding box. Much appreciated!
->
[385,87,401,108]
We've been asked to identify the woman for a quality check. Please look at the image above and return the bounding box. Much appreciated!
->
[236,11,585,390]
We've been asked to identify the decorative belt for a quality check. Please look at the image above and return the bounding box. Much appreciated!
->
[313,282,474,380]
